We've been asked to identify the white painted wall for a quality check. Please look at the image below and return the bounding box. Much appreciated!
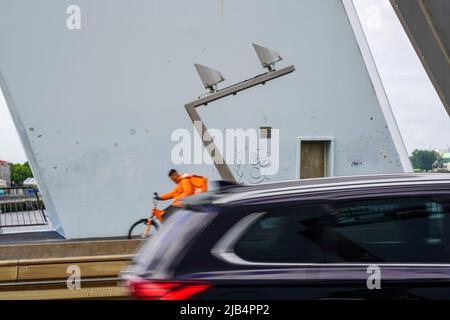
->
[0,0,411,238]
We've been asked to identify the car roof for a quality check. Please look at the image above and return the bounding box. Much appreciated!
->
[208,173,450,205]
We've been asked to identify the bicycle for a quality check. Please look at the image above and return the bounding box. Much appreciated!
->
[127,193,165,239]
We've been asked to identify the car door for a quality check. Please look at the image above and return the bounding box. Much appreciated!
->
[224,194,450,299]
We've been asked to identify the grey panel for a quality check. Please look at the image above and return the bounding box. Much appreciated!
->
[425,0,450,55]
[0,0,409,238]
[390,0,450,116]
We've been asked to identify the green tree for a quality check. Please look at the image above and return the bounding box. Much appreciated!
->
[409,149,441,171]
[10,162,33,185]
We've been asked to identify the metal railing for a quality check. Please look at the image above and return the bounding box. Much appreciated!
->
[0,187,48,228]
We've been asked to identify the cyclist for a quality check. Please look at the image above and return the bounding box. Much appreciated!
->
[153,169,208,220]
[128,169,208,238]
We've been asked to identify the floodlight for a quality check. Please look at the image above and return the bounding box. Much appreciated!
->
[187,47,295,182]
[194,63,225,93]
[252,43,283,71]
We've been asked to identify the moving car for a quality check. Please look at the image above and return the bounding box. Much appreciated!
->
[121,173,450,300]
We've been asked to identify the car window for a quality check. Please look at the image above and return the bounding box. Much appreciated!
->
[233,195,450,263]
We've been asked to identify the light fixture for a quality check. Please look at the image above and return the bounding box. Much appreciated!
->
[194,63,225,93]
[252,43,283,71]
[186,44,295,182]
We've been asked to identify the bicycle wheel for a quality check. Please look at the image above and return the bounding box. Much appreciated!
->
[128,218,159,239]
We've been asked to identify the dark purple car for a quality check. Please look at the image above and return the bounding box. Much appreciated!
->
[121,173,450,300]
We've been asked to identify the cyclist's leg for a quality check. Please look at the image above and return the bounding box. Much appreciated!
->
[143,218,153,237]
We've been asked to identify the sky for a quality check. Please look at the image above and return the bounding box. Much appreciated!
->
[353,0,450,153]
[0,0,449,164]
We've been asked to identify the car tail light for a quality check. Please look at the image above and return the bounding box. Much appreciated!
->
[128,278,212,300]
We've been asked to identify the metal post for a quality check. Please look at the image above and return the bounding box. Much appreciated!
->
[184,65,295,182]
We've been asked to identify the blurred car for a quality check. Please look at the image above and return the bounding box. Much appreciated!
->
[121,173,450,300]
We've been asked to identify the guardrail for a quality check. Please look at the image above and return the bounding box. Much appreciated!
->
[0,239,144,299]
[0,255,133,300]
[0,187,47,228]
[0,254,133,282]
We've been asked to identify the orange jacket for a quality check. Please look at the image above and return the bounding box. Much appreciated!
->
[159,174,193,206]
